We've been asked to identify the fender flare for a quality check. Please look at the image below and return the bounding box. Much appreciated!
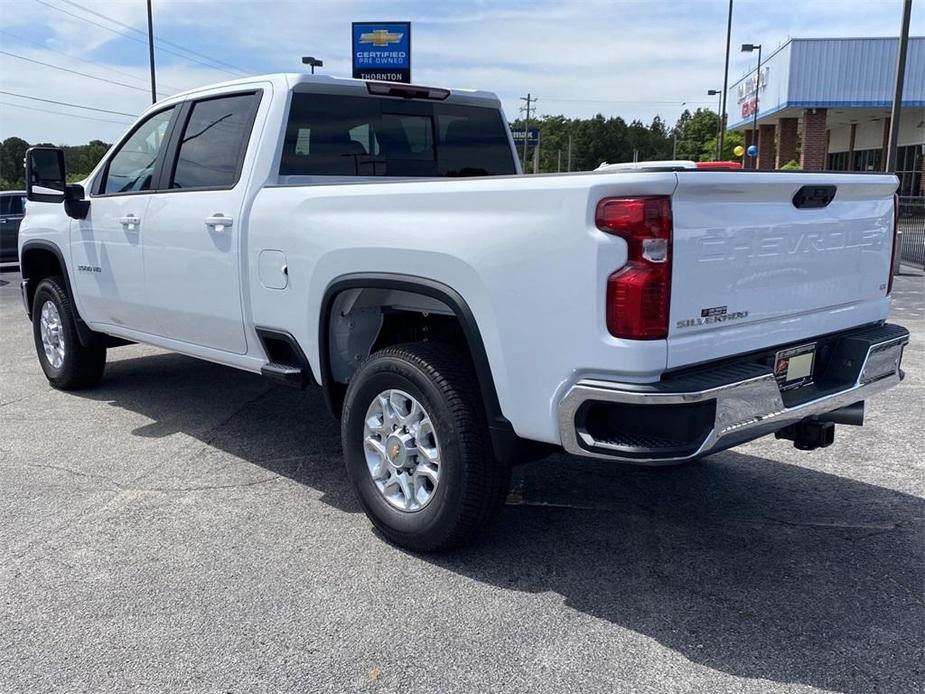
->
[319,272,520,462]
[20,239,95,346]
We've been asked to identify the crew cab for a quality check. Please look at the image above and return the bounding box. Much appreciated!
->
[19,73,908,551]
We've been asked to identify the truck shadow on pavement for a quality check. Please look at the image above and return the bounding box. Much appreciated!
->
[77,351,924,694]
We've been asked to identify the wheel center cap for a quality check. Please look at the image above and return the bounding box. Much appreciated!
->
[385,433,413,469]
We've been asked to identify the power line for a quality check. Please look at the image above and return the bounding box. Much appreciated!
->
[0,49,168,96]
[0,100,133,125]
[33,0,243,77]
[58,0,248,76]
[0,90,138,117]
[0,28,185,91]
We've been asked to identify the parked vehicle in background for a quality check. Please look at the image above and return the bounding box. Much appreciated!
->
[17,74,909,551]
[0,191,26,264]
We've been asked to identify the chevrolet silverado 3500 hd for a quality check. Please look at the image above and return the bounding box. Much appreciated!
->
[19,74,908,550]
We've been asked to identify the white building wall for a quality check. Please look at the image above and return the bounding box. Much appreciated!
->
[899,115,924,147]
[828,126,851,153]
[854,120,883,150]
[827,112,924,153]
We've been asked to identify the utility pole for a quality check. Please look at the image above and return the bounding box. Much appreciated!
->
[567,133,573,172]
[519,93,535,172]
[886,0,912,173]
[557,149,561,173]
[146,0,156,104]
[708,89,723,160]
[719,0,733,161]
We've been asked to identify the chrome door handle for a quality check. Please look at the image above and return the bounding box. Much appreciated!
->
[119,214,140,231]
[205,214,233,232]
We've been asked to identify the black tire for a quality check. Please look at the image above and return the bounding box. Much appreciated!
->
[341,342,510,552]
[32,276,106,390]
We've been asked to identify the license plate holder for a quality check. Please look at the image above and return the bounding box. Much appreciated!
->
[774,343,816,391]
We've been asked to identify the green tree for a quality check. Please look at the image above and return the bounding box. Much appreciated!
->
[675,108,720,161]
[64,140,110,178]
[511,111,674,173]
[0,137,30,188]
[0,137,112,190]
[701,129,744,161]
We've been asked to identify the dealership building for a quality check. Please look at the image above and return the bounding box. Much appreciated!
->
[727,36,924,195]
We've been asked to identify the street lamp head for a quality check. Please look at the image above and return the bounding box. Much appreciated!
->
[741,43,760,52]
[707,89,720,95]
[301,56,323,67]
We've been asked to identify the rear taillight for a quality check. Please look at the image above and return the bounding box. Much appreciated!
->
[888,193,898,295]
[596,196,672,339]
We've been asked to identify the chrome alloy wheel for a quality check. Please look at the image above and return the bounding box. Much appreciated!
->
[39,300,65,369]
[363,389,441,512]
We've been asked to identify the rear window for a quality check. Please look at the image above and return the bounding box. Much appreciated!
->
[279,93,516,178]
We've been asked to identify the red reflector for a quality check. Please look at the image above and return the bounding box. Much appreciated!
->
[695,161,743,170]
[606,263,670,339]
[597,196,672,340]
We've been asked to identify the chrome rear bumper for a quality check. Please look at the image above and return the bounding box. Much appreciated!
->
[558,324,909,464]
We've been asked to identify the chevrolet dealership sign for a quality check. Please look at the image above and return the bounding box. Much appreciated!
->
[352,22,412,83]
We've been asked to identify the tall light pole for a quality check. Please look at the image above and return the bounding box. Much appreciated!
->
[742,42,762,167]
[146,0,156,103]
[886,0,913,173]
[718,0,733,161]
[708,89,722,160]
[301,56,323,74]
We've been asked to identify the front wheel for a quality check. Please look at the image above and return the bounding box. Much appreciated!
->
[341,343,510,552]
[32,276,106,390]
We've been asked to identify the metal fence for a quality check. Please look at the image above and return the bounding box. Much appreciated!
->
[898,196,924,270]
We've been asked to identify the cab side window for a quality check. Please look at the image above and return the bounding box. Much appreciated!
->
[101,108,174,195]
[169,93,259,190]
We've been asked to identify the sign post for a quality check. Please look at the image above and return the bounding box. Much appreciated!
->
[352,22,412,83]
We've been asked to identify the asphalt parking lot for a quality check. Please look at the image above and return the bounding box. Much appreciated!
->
[1,267,922,693]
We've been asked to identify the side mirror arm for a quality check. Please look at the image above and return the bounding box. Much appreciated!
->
[64,184,90,220]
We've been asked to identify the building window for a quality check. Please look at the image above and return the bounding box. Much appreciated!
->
[853,148,882,172]
[896,144,923,197]
[827,151,849,171]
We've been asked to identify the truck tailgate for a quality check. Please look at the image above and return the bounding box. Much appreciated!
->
[667,172,897,368]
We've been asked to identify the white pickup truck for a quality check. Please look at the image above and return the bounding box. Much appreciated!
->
[20,73,908,550]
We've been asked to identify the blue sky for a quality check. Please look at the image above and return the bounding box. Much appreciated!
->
[1,0,923,144]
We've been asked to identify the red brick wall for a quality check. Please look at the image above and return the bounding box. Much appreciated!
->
[800,108,828,171]
[777,118,799,168]
[758,124,776,170]
[744,129,756,169]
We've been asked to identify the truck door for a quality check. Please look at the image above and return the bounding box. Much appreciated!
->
[140,91,262,354]
[72,106,177,331]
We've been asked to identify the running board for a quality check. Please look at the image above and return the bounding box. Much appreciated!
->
[261,362,310,389]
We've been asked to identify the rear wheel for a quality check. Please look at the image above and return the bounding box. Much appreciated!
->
[32,276,106,390]
[341,342,510,552]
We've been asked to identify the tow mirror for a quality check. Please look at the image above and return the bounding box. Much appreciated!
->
[26,147,67,203]
[25,146,89,219]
